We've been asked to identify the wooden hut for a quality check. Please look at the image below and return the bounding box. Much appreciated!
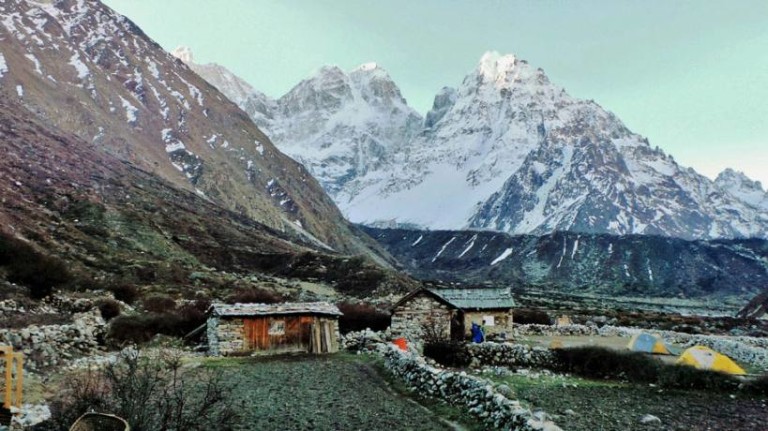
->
[391,287,516,340]
[207,303,342,356]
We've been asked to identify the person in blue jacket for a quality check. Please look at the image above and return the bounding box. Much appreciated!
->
[471,322,485,343]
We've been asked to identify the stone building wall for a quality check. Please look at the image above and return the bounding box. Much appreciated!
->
[391,292,453,340]
[207,316,245,356]
[464,310,513,337]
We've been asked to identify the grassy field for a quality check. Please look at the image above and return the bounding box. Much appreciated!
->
[476,369,768,430]
[203,353,470,431]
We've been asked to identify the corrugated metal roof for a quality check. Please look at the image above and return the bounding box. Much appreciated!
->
[428,287,516,310]
[210,302,342,317]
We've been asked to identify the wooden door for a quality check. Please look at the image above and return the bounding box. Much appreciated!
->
[243,318,269,350]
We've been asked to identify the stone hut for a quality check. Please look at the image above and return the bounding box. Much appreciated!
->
[207,302,342,356]
[391,287,516,341]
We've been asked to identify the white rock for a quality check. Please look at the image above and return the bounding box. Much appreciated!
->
[639,414,661,425]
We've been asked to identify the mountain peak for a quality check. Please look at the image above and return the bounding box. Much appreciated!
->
[716,168,764,191]
[473,50,551,91]
[715,169,767,209]
[356,62,380,72]
[172,46,194,63]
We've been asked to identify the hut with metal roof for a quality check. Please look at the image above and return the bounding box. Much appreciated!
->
[391,287,516,340]
[207,302,342,356]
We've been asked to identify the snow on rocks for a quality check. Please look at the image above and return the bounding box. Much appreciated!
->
[0,52,7,78]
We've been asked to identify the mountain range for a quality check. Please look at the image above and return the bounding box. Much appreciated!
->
[179,49,768,241]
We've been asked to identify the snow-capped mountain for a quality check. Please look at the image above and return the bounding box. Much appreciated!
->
[176,49,423,197]
[184,50,768,240]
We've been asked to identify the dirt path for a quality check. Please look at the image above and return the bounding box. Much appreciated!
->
[209,354,455,431]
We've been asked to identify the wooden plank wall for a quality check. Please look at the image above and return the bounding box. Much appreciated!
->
[242,316,318,352]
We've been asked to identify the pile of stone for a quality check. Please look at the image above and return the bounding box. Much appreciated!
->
[0,309,106,370]
[383,347,561,431]
[466,342,558,369]
[10,404,51,429]
[340,329,389,352]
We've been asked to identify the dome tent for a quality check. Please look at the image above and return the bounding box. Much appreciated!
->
[676,345,746,376]
[626,332,672,355]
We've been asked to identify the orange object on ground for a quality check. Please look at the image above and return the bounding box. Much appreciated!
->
[393,337,408,351]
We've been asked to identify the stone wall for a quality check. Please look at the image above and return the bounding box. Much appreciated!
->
[391,292,453,340]
[514,324,768,370]
[207,316,245,356]
[466,342,558,369]
[0,309,106,370]
[382,346,561,431]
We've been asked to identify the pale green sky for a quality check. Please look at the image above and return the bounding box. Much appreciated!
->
[103,0,768,186]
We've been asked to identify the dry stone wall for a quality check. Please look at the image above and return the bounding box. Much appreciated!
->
[466,343,558,369]
[0,309,106,370]
[382,346,561,431]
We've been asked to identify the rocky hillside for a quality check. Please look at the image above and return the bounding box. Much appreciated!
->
[362,226,768,299]
[0,0,382,257]
[187,50,768,240]
[0,93,412,298]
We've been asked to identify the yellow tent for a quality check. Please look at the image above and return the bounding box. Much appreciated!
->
[676,345,746,375]
[626,333,672,355]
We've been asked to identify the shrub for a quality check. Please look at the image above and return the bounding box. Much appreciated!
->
[109,283,140,304]
[0,232,72,299]
[96,299,121,321]
[227,287,282,304]
[657,364,738,391]
[744,374,768,396]
[552,346,745,393]
[337,302,390,334]
[142,294,177,313]
[424,341,470,368]
[514,308,552,325]
[36,350,242,431]
[553,347,660,383]
[107,304,209,345]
